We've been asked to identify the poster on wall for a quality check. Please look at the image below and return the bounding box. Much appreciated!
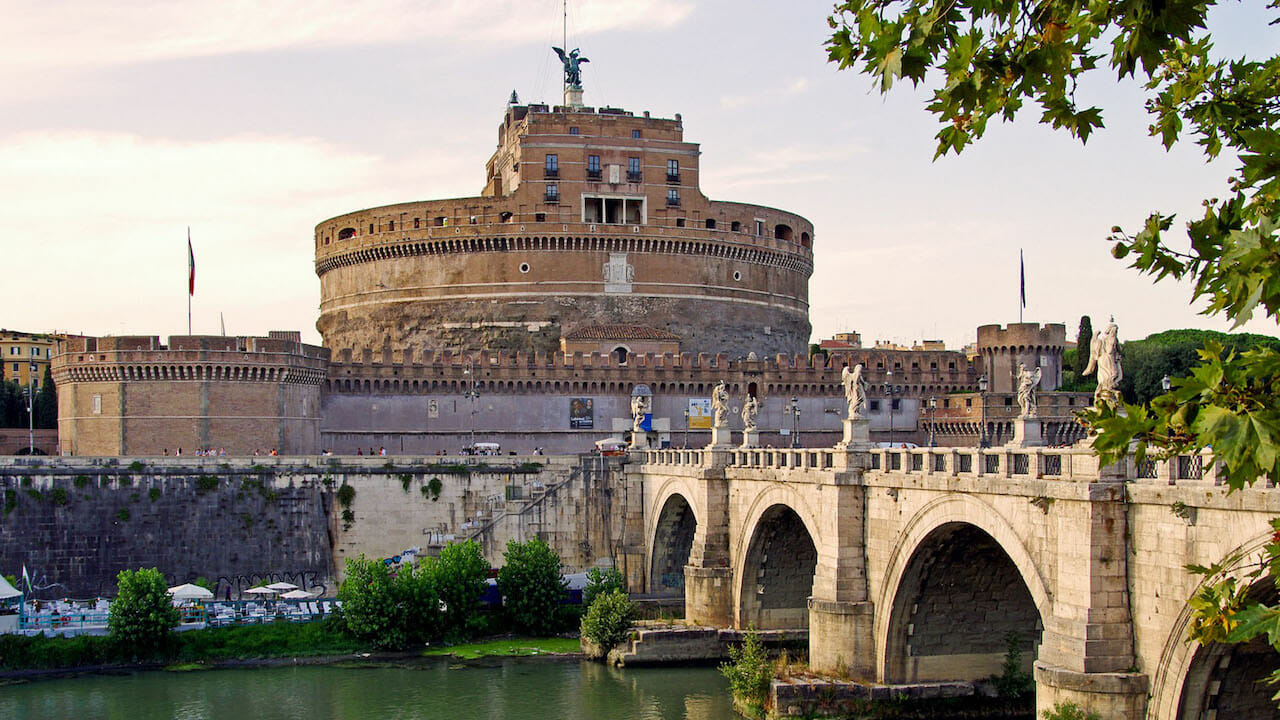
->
[687,398,712,429]
[570,398,594,429]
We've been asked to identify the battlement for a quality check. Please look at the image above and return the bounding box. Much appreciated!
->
[976,323,1067,351]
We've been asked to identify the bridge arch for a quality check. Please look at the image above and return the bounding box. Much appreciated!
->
[645,476,702,597]
[876,495,1051,683]
[732,487,824,630]
[1151,531,1280,720]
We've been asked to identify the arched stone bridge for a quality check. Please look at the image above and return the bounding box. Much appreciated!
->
[633,444,1280,719]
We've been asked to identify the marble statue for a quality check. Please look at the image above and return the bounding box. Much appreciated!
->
[631,394,649,434]
[1084,318,1123,406]
[741,395,759,432]
[841,363,867,419]
[1016,363,1042,418]
[553,47,590,87]
[712,381,730,428]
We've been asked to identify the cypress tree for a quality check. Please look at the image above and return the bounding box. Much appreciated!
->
[1075,316,1093,375]
[36,365,56,429]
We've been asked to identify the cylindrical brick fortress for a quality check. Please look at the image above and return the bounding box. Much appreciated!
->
[315,103,813,357]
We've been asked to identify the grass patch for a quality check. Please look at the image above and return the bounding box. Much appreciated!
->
[421,636,581,659]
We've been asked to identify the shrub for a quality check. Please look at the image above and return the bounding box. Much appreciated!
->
[128,461,145,472]
[991,632,1033,698]
[1043,702,1101,720]
[399,473,413,492]
[337,555,405,649]
[148,487,161,502]
[425,476,442,501]
[336,482,356,507]
[427,540,489,640]
[582,566,624,607]
[108,568,180,657]
[720,628,772,716]
[49,487,69,506]
[496,538,567,635]
[196,475,219,493]
[336,556,441,649]
[74,474,91,488]
[117,507,130,521]
[580,590,635,651]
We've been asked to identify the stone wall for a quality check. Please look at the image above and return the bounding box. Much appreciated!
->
[0,455,637,600]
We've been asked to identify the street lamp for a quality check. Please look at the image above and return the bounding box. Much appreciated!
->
[683,409,690,449]
[25,362,36,455]
[978,375,989,448]
[463,361,480,450]
[882,370,895,447]
[928,396,937,447]
[788,396,801,448]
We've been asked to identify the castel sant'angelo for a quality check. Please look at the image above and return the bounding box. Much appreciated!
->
[52,61,1084,456]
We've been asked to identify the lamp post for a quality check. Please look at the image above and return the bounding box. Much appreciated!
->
[978,375,989,448]
[928,396,937,447]
[463,361,480,450]
[882,370,895,447]
[683,409,689,449]
[25,362,36,455]
[788,396,801,448]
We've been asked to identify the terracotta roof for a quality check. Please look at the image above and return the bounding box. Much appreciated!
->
[563,324,682,341]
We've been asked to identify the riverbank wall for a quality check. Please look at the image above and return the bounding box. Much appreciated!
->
[0,455,642,599]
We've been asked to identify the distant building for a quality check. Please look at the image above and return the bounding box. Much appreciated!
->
[0,330,54,390]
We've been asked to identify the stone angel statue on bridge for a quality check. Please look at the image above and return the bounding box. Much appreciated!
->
[1083,319,1123,407]
[712,381,730,429]
[741,394,759,432]
[842,363,867,419]
[553,47,590,88]
[1016,363,1042,418]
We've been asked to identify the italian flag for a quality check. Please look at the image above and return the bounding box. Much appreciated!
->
[188,228,195,296]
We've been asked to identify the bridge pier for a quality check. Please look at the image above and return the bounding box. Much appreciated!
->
[684,461,733,626]
[808,598,876,677]
[1034,663,1148,719]
[807,473,875,677]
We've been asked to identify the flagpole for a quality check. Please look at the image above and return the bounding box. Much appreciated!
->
[187,227,193,335]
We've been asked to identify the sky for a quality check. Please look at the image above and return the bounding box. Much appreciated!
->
[2,0,1277,350]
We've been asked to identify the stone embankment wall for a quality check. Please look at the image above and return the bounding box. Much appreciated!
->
[0,455,634,600]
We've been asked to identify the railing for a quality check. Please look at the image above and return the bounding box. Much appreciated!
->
[636,444,1225,485]
[543,168,559,179]
[586,169,601,181]
[666,173,681,183]
[627,171,642,182]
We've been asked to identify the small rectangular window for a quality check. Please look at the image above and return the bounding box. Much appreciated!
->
[569,127,579,135]
[545,184,559,203]
[755,220,764,236]
[587,155,601,180]
[1004,397,1013,406]
[676,218,686,227]
[413,218,421,229]
[434,216,446,226]
[535,212,546,222]
[731,221,741,232]
[966,398,973,407]
[891,398,901,411]
[627,157,641,182]
[632,129,641,139]
[869,400,880,412]
[666,189,679,207]
[388,220,394,231]
[666,159,679,183]
[544,154,558,178]
[369,223,375,233]
[93,394,102,415]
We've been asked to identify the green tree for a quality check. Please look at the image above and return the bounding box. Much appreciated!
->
[427,540,489,639]
[580,589,636,652]
[496,538,567,635]
[1075,317,1093,376]
[35,365,56,430]
[826,0,1280,699]
[107,567,180,657]
[582,566,625,608]
[336,556,441,649]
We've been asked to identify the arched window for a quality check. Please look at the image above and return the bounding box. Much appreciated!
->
[614,346,628,364]
[338,227,356,240]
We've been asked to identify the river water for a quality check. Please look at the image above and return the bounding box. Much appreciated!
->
[0,659,737,720]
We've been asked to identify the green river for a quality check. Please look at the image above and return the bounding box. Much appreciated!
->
[0,660,737,720]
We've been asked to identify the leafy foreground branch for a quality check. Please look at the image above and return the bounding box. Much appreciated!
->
[827,0,1280,708]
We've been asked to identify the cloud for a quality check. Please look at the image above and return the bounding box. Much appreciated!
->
[1,0,693,77]
[0,130,460,342]
[718,76,811,111]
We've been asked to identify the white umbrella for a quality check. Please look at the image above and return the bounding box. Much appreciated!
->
[280,589,314,599]
[265,581,298,591]
[244,586,277,596]
[168,583,214,600]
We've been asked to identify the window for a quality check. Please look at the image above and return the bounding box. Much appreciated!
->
[731,220,741,232]
[12,363,18,372]
[93,394,102,415]
[369,223,375,233]
[569,127,579,135]
[869,400,880,412]
[586,154,601,179]
[676,218,686,227]
[666,159,679,183]
[891,398,901,410]
[627,157,641,182]
[434,216,446,226]
[705,219,716,229]
[613,347,628,364]
[754,220,764,236]
[535,212,546,222]
[545,184,559,203]
[388,220,394,231]
[632,129,641,139]
[1004,397,1013,406]
[544,154,558,178]
[667,188,680,206]
[413,217,420,229]
[583,195,645,224]
[966,398,972,407]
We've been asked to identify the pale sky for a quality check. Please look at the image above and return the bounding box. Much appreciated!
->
[3,0,1277,350]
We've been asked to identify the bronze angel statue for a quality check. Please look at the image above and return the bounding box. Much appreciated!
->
[553,47,589,87]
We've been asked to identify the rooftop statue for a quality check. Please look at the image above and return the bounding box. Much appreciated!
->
[553,47,590,88]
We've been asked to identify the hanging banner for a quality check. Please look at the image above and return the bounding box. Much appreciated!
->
[687,398,712,429]
[570,398,594,429]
